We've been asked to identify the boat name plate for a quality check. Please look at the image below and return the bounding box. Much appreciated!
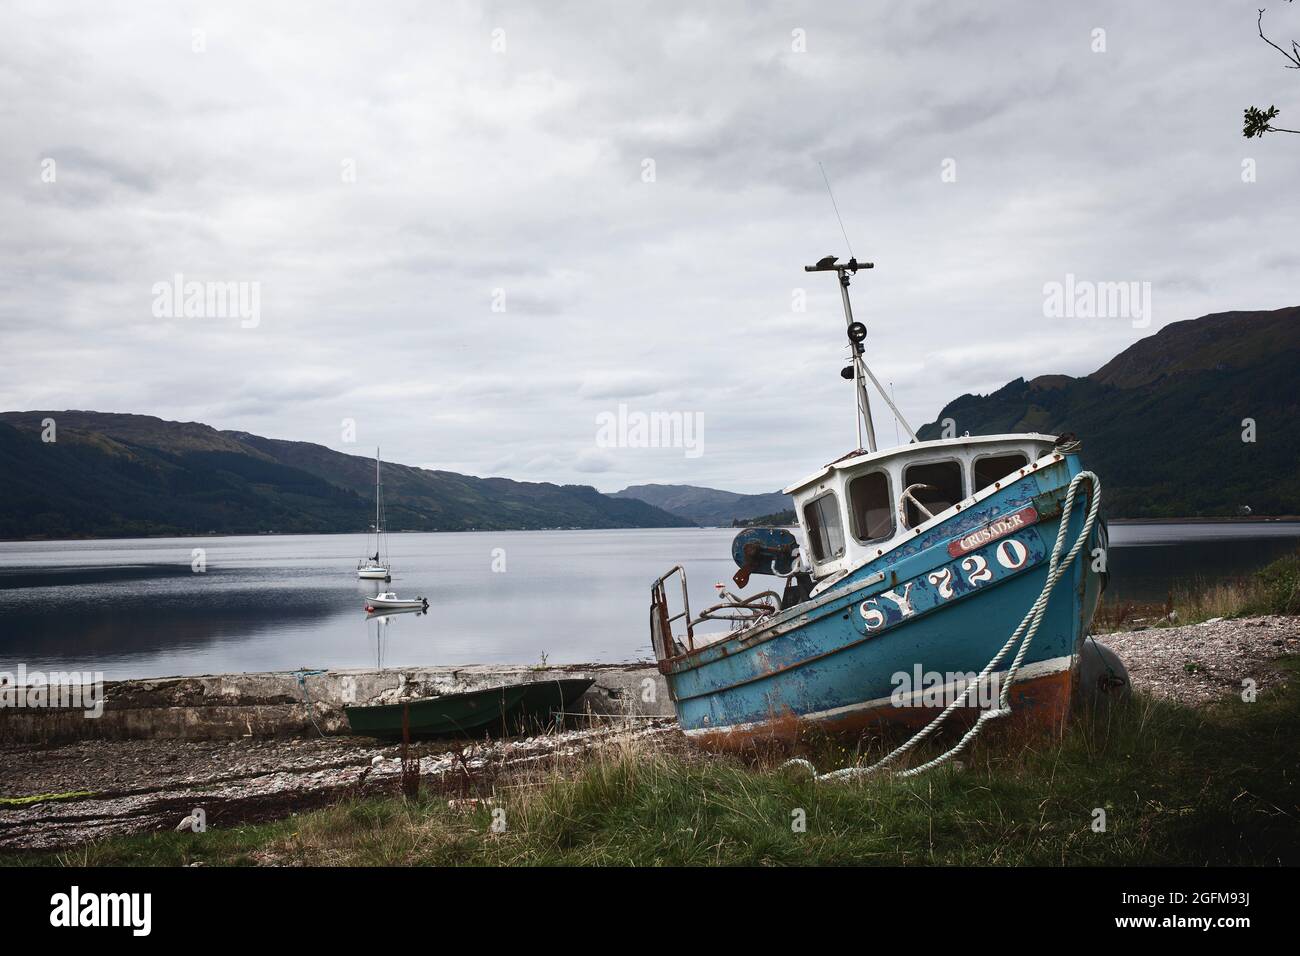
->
[946,505,1039,557]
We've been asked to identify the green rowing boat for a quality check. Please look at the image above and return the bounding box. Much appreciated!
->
[344,678,595,739]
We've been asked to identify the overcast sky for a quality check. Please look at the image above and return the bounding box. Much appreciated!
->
[2,1,1296,494]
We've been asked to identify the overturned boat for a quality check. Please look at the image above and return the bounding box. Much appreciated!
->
[650,256,1110,751]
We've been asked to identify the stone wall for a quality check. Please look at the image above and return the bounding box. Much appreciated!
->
[0,663,671,745]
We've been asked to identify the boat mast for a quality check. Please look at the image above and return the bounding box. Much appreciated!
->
[803,256,917,453]
[375,447,383,562]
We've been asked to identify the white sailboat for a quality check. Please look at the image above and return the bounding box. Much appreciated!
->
[357,448,391,580]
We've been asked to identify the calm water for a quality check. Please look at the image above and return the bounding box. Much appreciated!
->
[0,523,1297,679]
[1103,522,1300,603]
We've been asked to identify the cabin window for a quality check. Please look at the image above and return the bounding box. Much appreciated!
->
[802,492,845,563]
[902,460,964,528]
[973,452,1029,492]
[848,470,893,542]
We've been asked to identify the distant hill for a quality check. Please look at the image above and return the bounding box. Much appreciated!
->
[917,306,1300,518]
[613,484,790,526]
[0,412,693,539]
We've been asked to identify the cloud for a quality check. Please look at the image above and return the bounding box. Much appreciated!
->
[573,448,618,474]
[1,0,1296,494]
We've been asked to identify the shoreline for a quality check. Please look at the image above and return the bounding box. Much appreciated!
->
[0,525,705,545]
[0,663,670,747]
[1107,516,1300,525]
[4,516,1300,545]
[2,616,1296,852]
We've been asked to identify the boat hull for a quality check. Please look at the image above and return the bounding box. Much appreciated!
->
[357,567,391,580]
[365,607,425,622]
[344,679,595,739]
[656,452,1104,746]
[366,598,426,610]
[685,662,1074,750]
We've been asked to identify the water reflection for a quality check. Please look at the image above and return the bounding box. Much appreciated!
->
[0,525,1294,679]
[1104,523,1300,603]
[364,606,427,669]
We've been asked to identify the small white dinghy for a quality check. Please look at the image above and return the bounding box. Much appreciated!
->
[365,591,429,612]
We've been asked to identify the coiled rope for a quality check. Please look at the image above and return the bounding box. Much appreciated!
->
[784,469,1101,782]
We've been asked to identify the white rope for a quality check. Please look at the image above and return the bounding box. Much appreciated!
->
[784,470,1101,782]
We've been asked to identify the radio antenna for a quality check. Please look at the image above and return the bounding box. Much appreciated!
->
[890,381,901,446]
[818,161,855,260]
[804,256,918,454]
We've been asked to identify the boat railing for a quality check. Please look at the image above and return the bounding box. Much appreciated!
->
[652,567,784,659]
[651,565,695,656]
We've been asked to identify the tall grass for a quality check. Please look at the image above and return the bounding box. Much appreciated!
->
[1245,548,1300,615]
[1098,547,1300,630]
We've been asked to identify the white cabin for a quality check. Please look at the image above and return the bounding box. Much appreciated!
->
[783,433,1061,582]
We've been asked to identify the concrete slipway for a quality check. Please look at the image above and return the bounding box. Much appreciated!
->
[0,663,671,746]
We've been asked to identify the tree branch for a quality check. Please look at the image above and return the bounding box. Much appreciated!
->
[1258,7,1300,68]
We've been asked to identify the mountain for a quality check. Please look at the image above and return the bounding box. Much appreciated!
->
[916,306,1300,518]
[613,484,791,526]
[0,411,693,539]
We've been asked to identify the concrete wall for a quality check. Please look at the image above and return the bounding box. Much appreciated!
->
[0,663,671,745]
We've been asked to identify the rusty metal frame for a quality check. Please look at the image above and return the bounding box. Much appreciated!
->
[651,565,695,652]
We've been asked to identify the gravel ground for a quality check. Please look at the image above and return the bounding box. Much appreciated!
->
[0,720,677,852]
[2,615,1295,853]
[1099,615,1299,705]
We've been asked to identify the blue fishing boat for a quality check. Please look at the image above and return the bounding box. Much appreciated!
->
[650,256,1110,753]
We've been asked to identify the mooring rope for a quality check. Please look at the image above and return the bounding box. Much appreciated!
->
[784,469,1101,782]
[295,668,328,738]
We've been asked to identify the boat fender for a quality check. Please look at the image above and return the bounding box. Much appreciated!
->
[1077,639,1130,706]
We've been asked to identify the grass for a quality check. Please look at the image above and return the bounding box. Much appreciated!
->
[1097,547,1300,630]
[5,658,1298,867]
[0,791,95,807]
